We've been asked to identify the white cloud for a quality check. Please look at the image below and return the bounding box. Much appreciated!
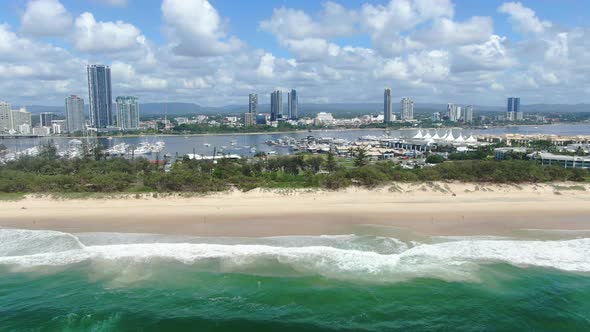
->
[361,0,454,33]
[183,77,211,89]
[375,58,409,80]
[73,12,144,52]
[360,0,455,55]
[257,53,275,78]
[161,0,242,57]
[2,0,590,106]
[491,82,505,91]
[111,61,168,91]
[284,38,342,60]
[412,16,493,46]
[455,35,517,72]
[259,2,357,40]
[498,2,551,34]
[545,32,569,63]
[21,0,72,37]
[407,50,450,81]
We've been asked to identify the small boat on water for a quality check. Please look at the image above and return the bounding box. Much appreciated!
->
[105,143,129,155]
[203,143,211,147]
[132,145,151,155]
[151,141,165,153]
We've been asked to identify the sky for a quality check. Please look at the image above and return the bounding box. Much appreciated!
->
[0,0,589,107]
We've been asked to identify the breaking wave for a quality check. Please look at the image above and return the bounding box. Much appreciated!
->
[1,229,588,282]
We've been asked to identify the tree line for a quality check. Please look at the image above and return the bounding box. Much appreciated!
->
[0,143,587,194]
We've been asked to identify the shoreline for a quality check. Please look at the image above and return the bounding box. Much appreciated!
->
[1,182,589,238]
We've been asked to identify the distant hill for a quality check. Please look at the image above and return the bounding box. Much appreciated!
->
[140,103,203,115]
[521,104,590,113]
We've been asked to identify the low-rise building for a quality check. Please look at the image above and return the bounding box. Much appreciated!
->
[33,126,51,136]
[528,152,590,169]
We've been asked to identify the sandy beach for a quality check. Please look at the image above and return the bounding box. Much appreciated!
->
[1,182,589,237]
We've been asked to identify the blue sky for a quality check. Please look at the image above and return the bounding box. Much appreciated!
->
[0,0,589,106]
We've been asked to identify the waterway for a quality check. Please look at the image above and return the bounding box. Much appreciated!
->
[1,123,589,159]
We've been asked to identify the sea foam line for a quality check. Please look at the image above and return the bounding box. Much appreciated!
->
[0,229,589,281]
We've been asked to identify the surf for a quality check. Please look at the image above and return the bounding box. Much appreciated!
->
[0,228,588,283]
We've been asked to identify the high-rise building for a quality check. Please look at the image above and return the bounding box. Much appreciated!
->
[115,96,140,130]
[39,112,56,127]
[248,94,258,114]
[87,64,113,128]
[447,103,461,122]
[464,105,474,123]
[288,89,298,119]
[0,101,12,133]
[12,108,32,133]
[65,95,85,133]
[507,97,521,121]
[270,90,282,122]
[432,112,441,122]
[384,88,392,123]
[400,97,414,120]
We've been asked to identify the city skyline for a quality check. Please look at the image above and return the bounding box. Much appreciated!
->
[0,0,589,107]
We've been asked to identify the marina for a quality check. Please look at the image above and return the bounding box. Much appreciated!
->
[1,124,590,164]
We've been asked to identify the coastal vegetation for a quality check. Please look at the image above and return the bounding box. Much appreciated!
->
[0,143,587,195]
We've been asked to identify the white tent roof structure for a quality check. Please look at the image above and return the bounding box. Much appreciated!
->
[455,134,465,143]
[413,130,423,139]
[465,134,478,143]
[432,131,441,140]
[423,130,432,139]
[444,131,456,142]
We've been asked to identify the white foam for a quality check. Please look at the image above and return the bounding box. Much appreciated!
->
[1,229,589,282]
[0,229,84,257]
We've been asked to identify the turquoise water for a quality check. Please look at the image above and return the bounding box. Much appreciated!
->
[1,229,589,331]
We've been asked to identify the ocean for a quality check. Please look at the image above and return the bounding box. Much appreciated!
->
[1,228,589,331]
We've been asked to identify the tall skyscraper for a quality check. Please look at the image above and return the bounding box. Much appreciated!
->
[116,96,140,130]
[384,88,392,123]
[0,101,12,133]
[39,112,56,127]
[248,94,258,113]
[65,95,86,133]
[288,89,298,119]
[464,105,474,123]
[507,97,522,121]
[400,97,414,120]
[87,64,113,128]
[270,90,282,122]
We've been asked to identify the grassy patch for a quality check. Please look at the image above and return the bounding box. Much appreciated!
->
[0,192,25,201]
[552,185,587,191]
